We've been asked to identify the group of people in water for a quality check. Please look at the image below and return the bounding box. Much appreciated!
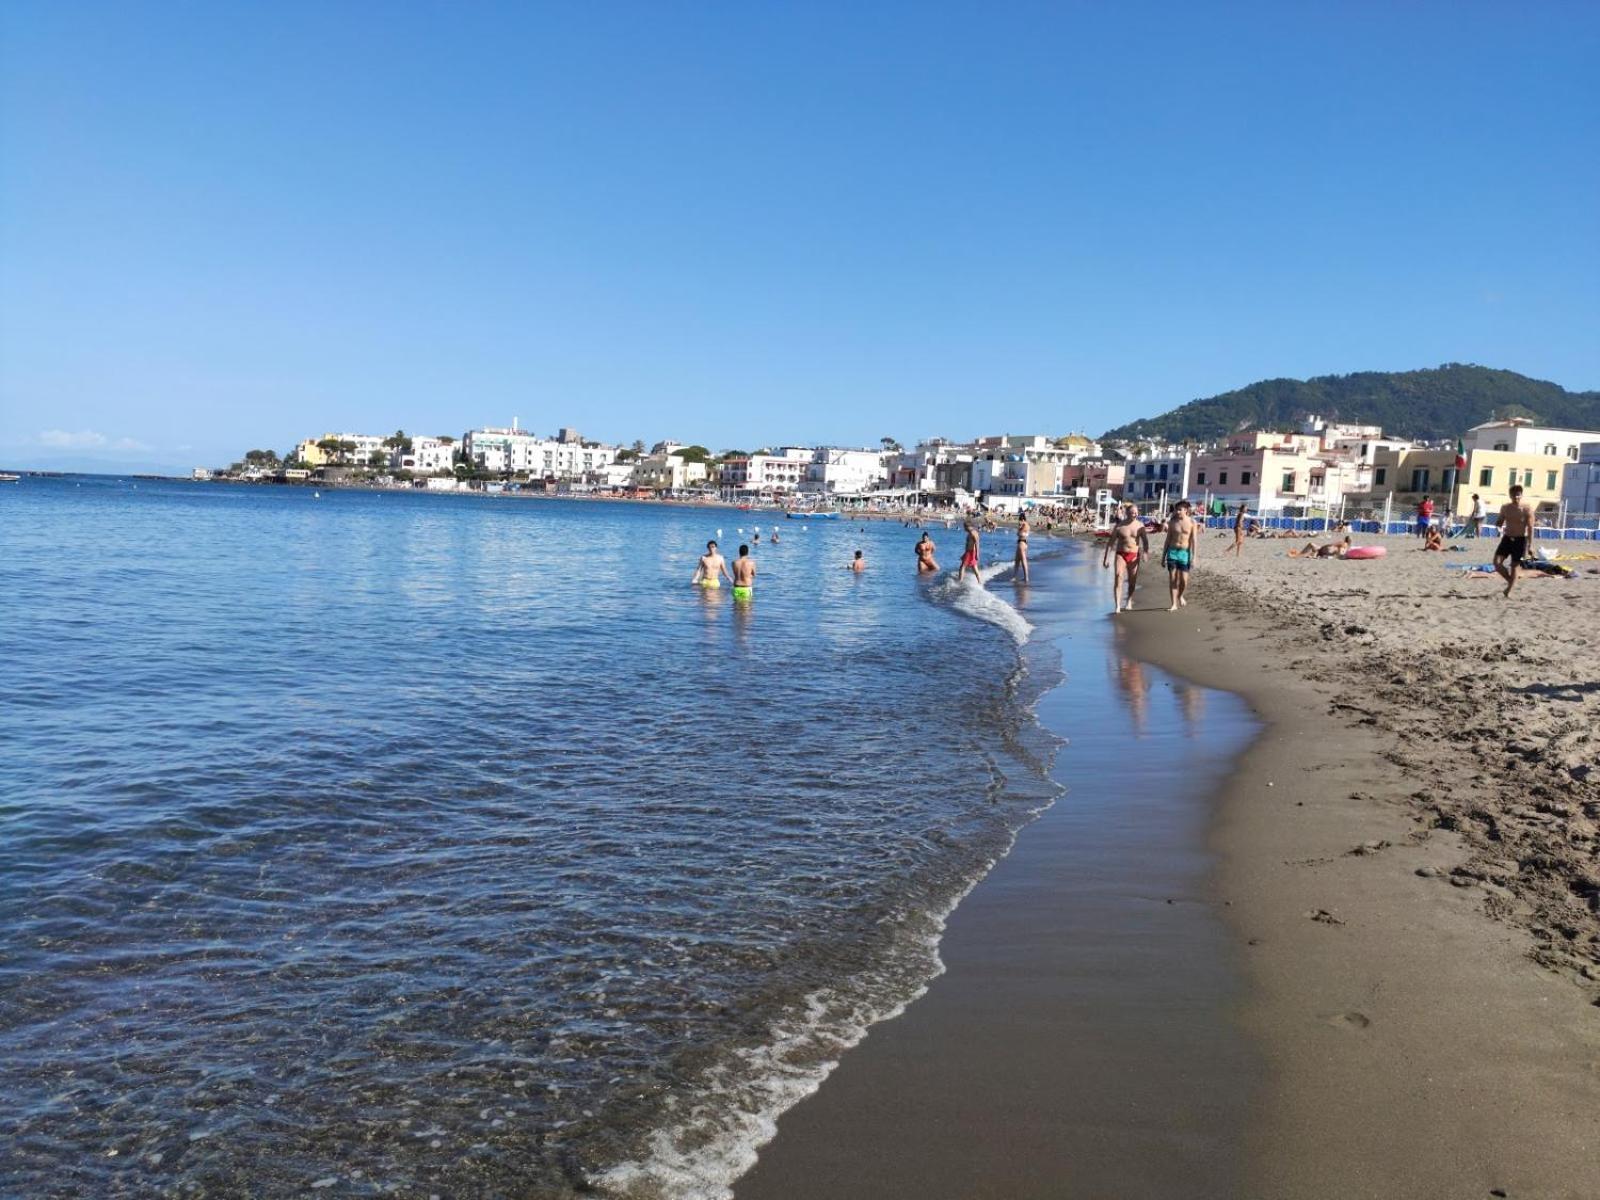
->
[691,503,1213,616]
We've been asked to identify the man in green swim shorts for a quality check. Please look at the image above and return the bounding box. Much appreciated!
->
[1162,500,1197,612]
[731,543,756,599]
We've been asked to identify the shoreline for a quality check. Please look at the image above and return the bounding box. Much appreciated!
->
[733,546,1262,1199]
[1115,545,1600,1197]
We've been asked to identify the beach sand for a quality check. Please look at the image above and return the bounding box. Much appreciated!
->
[1119,529,1600,1197]
[734,531,1600,1198]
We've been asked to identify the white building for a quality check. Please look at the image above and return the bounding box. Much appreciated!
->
[802,448,891,496]
[969,435,1073,497]
[1464,418,1597,464]
[463,424,618,478]
[1121,448,1195,502]
[597,462,639,489]
[1563,443,1600,516]
[720,447,812,494]
[632,453,708,491]
[391,436,456,474]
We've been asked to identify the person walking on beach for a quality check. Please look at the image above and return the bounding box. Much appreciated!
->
[1163,500,1198,611]
[1226,502,1247,556]
[1465,493,1485,539]
[692,540,733,589]
[730,544,757,600]
[1494,485,1535,597]
[915,532,939,573]
[1101,503,1148,614]
[1415,496,1434,539]
[849,550,867,572]
[956,521,981,583]
[1014,513,1031,583]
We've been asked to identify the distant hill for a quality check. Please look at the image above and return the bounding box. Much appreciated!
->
[1102,365,1600,444]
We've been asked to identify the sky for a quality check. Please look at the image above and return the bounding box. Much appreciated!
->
[2,1,1597,472]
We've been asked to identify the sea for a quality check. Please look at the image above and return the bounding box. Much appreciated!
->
[0,477,1070,1199]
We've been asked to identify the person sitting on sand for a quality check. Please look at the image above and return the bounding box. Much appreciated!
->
[1422,525,1444,552]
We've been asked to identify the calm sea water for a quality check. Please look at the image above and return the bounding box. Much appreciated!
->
[0,477,1060,1198]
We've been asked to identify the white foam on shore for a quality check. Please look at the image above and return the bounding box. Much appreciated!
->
[595,558,1053,1200]
[591,867,990,1200]
[937,562,1032,645]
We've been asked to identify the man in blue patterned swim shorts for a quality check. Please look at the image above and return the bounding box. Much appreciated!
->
[1162,500,1197,612]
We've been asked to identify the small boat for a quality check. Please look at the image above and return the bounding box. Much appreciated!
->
[787,509,839,520]
[0,473,19,483]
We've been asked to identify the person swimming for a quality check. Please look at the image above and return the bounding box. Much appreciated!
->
[731,543,757,599]
[693,540,733,588]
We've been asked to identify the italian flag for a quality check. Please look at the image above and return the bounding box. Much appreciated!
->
[1453,438,1467,471]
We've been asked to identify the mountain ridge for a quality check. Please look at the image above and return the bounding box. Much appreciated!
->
[1101,364,1600,444]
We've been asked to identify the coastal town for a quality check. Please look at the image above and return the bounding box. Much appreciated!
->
[201,412,1600,531]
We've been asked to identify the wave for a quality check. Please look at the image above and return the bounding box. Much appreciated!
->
[928,561,1032,645]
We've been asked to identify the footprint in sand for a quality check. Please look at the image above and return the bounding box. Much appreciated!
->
[1326,1011,1372,1030]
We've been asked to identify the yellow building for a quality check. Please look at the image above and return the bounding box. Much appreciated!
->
[294,437,329,466]
[1365,447,1566,516]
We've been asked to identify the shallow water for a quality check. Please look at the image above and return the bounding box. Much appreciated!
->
[0,479,1058,1198]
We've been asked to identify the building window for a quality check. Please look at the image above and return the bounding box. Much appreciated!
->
[1218,471,1229,485]
[1547,471,1558,490]
[1544,444,1557,456]
[1524,469,1535,486]
[1479,467,1493,486]
[1282,471,1295,491]
[1196,471,1207,485]
[1571,446,1581,460]
[1240,470,1252,485]
[1410,468,1430,492]
[1493,441,1509,452]
[1374,467,1387,485]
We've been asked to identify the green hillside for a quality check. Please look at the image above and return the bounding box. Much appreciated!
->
[1102,365,1600,444]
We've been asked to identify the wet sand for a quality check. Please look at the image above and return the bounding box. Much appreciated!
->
[735,551,1260,1198]
[1116,535,1600,1198]
[735,536,1600,1199]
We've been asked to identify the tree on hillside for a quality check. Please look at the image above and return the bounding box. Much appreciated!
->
[435,434,455,444]
[615,448,639,462]
[315,437,343,463]
[368,450,388,469]
[383,430,413,454]
[676,445,712,464]
[881,436,902,453]
[243,448,279,465]
[631,439,646,454]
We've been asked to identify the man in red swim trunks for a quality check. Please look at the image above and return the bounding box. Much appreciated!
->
[956,520,981,583]
[1102,503,1149,613]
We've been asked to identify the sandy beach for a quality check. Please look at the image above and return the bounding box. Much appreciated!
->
[736,531,1600,1198]
[1122,529,1600,1196]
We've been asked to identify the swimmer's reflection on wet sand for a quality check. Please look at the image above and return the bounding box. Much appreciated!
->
[1112,651,1149,734]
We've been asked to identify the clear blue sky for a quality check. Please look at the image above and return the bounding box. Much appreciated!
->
[3,1,1596,471]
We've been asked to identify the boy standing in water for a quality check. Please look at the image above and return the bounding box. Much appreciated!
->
[731,543,757,600]
[956,521,981,583]
[692,540,733,588]
[1163,500,1198,611]
[1102,504,1148,614]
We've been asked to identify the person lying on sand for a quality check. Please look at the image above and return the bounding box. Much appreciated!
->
[1287,536,1353,559]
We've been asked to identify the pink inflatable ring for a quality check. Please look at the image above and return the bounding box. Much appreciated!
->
[1344,545,1386,560]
